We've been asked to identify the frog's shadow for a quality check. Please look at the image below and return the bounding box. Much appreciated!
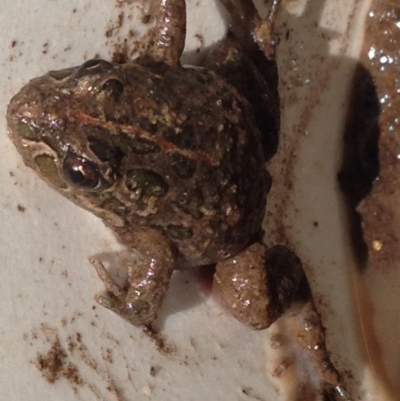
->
[90,251,210,329]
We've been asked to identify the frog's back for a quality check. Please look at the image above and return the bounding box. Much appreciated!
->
[109,60,269,265]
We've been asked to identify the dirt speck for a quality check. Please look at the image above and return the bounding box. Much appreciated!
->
[150,365,161,377]
[42,42,49,55]
[106,12,124,38]
[189,337,197,349]
[70,311,83,324]
[35,336,83,385]
[102,348,114,363]
[141,14,151,24]
[142,326,175,355]
[26,321,135,400]
[241,387,265,401]
[111,41,129,64]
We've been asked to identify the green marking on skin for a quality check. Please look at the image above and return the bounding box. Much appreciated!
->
[34,155,67,189]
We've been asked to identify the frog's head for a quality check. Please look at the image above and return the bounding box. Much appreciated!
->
[7,59,159,227]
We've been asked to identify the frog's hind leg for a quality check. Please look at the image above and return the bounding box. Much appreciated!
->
[147,0,186,66]
[213,243,304,330]
[219,0,281,59]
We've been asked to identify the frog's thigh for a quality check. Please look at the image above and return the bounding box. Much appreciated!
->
[214,243,304,330]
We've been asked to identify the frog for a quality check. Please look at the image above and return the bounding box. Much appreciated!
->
[7,0,303,330]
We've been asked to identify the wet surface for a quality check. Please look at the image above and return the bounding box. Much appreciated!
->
[340,0,400,396]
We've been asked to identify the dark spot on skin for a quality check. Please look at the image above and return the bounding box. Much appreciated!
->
[102,79,124,101]
[125,169,168,198]
[162,225,193,240]
[107,115,131,124]
[163,126,196,149]
[221,97,233,110]
[88,135,125,165]
[195,70,213,85]
[17,204,26,212]
[313,221,319,227]
[173,188,203,219]
[169,153,196,178]
[137,117,158,135]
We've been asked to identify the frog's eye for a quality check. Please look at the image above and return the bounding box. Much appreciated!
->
[62,152,103,190]
[75,59,114,79]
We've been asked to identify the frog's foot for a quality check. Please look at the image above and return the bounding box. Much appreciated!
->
[213,243,304,330]
[219,0,281,59]
[89,241,176,326]
[89,257,147,325]
[89,257,158,326]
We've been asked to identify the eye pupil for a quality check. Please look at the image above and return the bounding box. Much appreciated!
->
[63,152,101,190]
[69,165,91,185]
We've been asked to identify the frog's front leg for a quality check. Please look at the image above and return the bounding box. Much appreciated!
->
[147,0,186,66]
[89,230,176,326]
[214,243,304,330]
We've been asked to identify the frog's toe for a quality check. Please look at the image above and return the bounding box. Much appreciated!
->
[95,293,116,309]
[89,256,125,298]
[95,292,156,326]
